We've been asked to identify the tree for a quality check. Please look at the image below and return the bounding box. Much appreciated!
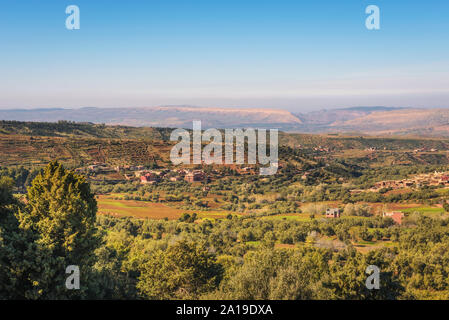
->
[137,240,222,299]
[443,202,449,213]
[326,248,403,300]
[18,161,101,299]
[0,177,22,298]
[216,247,331,300]
[0,176,42,299]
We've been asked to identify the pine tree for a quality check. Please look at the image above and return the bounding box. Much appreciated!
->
[17,161,101,299]
[0,176,39,299]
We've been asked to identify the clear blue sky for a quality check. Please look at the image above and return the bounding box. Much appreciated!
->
[1,0,448,111]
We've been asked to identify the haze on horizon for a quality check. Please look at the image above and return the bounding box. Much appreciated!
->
[1,0,448,112]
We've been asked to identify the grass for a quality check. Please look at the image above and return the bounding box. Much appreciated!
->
[356,240,377,246]
[401,207,444,215]
[245,241,262,247]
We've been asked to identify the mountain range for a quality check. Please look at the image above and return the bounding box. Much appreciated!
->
[1,105,449,136]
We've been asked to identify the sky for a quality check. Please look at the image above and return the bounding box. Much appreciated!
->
[1,0,448,112]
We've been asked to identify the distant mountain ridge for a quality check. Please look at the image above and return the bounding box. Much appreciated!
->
[2,105,449,136]
[0,106,301,129]
[293,106,407,126]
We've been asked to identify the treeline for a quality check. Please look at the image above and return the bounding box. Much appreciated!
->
[281,133,449,152]
[0,120,173,140]
[0,166,41,192]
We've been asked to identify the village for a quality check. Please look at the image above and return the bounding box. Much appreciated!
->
[73,160,442,225]
[349,171,449,194]
[372,171,449,190]
[74,162,258,185]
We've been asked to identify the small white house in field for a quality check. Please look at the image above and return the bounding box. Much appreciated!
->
[325,208,340,218]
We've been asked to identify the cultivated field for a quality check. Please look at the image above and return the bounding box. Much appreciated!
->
[97,195,233,220]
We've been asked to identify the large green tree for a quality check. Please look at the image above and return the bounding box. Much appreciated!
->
[0,176,41,299]
[0,176,22,298]
[17,161,101,299]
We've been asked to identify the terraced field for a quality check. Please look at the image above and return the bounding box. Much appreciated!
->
[0,134,172,167]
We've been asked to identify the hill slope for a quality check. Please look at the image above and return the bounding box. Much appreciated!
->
[329,108,449,136]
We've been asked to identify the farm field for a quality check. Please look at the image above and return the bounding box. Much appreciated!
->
[0,133,172,168]
[96,194,448,221]
[400,206,446,217]
[97,195,233,220]
[353,240,394,254]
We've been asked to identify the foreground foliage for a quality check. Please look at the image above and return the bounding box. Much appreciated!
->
[2,162,449,299]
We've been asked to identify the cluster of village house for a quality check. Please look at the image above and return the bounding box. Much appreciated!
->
[348,171,449,195]
[325,208,404,224]
[75,163,208,184]
[372,171,449,191]
[313,146,330,152]
[413,147,438,153]
[79,163,407,224]
[137,169,206,184]
[75,162,258,185]
[363,147,439,152]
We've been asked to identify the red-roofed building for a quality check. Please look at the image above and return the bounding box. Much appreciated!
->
[140,173,158,184]
[383,211,404,224]
[184,170,205,183]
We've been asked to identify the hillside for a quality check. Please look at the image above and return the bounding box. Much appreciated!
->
[294,107,405,130]
[328,108,449,136]
[2,121,449,169]
[0,120,172,140]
